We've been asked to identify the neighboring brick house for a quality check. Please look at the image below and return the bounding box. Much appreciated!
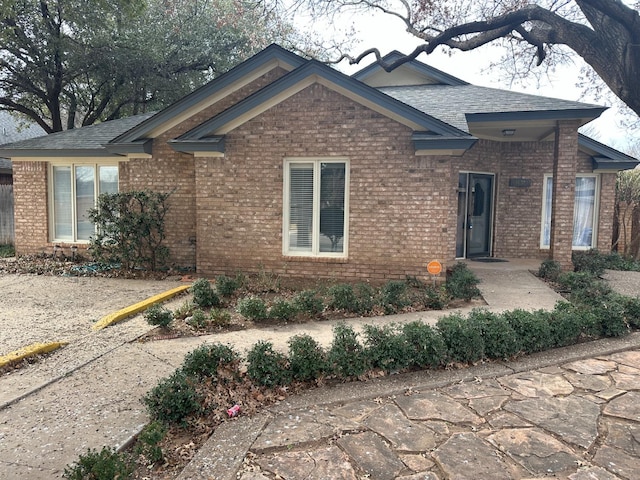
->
[0,45,637,279]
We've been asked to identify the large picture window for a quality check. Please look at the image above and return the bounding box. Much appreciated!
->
[541,175,598,249]
[284,159,349,257]
[51,164,118,242]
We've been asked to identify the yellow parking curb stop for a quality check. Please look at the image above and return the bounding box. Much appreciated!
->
[92,284,191,331]
[0,342,68,368]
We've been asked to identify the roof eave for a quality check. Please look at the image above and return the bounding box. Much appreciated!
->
[466,108,607,123]
[0,148,117,158]
[412,133,478,156]
[168,137,225,154]
[103,139,153,156]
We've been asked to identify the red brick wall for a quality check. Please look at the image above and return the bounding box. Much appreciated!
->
[13,161,48,254]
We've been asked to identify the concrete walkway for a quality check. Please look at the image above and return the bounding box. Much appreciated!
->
[0,260,638,479]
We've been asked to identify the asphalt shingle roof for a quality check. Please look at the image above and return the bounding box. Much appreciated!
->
[0,112,154,152]
[378,84,604,132]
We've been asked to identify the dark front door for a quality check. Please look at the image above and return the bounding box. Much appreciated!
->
[456,173,494,258]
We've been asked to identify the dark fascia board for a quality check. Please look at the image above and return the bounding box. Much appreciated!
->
[0,148,117,158]
[466,108,606,123]
[592,156,639,171]
[167,137,225,154]
[578,133,638,163]
[352,51,469,86]
[103,139,153,156]
[412,132,477,151]
[110,44,307,145]
[177,60,469,141]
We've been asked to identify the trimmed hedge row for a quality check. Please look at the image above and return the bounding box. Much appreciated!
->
[143,291,640,426]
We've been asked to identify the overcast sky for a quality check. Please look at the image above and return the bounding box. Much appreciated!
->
[298,8,637,150]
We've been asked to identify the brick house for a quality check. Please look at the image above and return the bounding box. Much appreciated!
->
[0,45,637,279]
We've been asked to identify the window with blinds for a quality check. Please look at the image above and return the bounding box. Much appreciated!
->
[284,159,348,257]
[50,164,119,242]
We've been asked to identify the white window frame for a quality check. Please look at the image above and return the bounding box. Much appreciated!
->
[540,173,600,250]
[48,162,119,243]
[283,157,349,258]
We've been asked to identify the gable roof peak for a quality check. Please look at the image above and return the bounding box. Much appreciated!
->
[352,50,469,87]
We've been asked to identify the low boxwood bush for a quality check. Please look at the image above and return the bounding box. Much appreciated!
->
[209,308,231,327]
[502,309,553,353]
[446,262,481,300]
[469,309,521,360]
[142,370,202,426]
[191,278,220,308]
[549,302,583,347]
[134,420,166,464]
[269,299,298,321]
[538,259,562,281]
[402,321,447,368]
[186,308,208,328]
[624,297,640,329]
[215,274,240,297]
[237,296,268,320]
[288,334,327,381]
[437,313,484,363]
[328,323,369,378]
[363,324,412,373]
[63,447,133,480]
[354,282,377,313]
[379,280,410,314]
[292,289,324,315]
[411,285,446,310]
[328,283,359,312]
[181,343,239,379]
[246,341,291,387]
[572,250,608,276]
[144,303,173,328]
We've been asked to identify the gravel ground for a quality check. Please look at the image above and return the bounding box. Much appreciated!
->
[0,272,185,354]
[602,269,640,298]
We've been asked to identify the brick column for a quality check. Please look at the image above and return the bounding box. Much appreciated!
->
[597,172,616,252]
[550,120,579,270]
[13,161,49,255]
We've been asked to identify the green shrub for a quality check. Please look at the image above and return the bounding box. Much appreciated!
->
[215,275,240,297]
[328,323,369,378]
[237,296,268,320]
[363,324,412,373]
[181,343,239,379]
[144,303,173,328]
[269,299,298,320]
[209,308,232,327]
[548,302,583,347]
[572,250,608,276]
[402,321,447,368]
[354,282,377,313]
[502,309,553,353]
[63,447,133,480]
[411,285,446,310]
[88,190,171,271]
[469,309,521,360]
[186,308,208,328]
[191,278,220,308]
[538,259,562,281]
[591,296,628,337]
[246,341,291,387]
[445,262,481,300]
[134,421,166,464]
[142,371,202,426]
[288,334,327,381]
[328,283,358,311]
[436,313,484,363]
[379,280,410,314]
[624,297,640,329]
[292,289,324,316]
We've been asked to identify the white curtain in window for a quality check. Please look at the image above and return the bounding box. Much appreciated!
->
[573,177,596,247]
[542,177,553,247]
[99,166,118,194]
[75,166,95,240]
[319,163,345,253]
